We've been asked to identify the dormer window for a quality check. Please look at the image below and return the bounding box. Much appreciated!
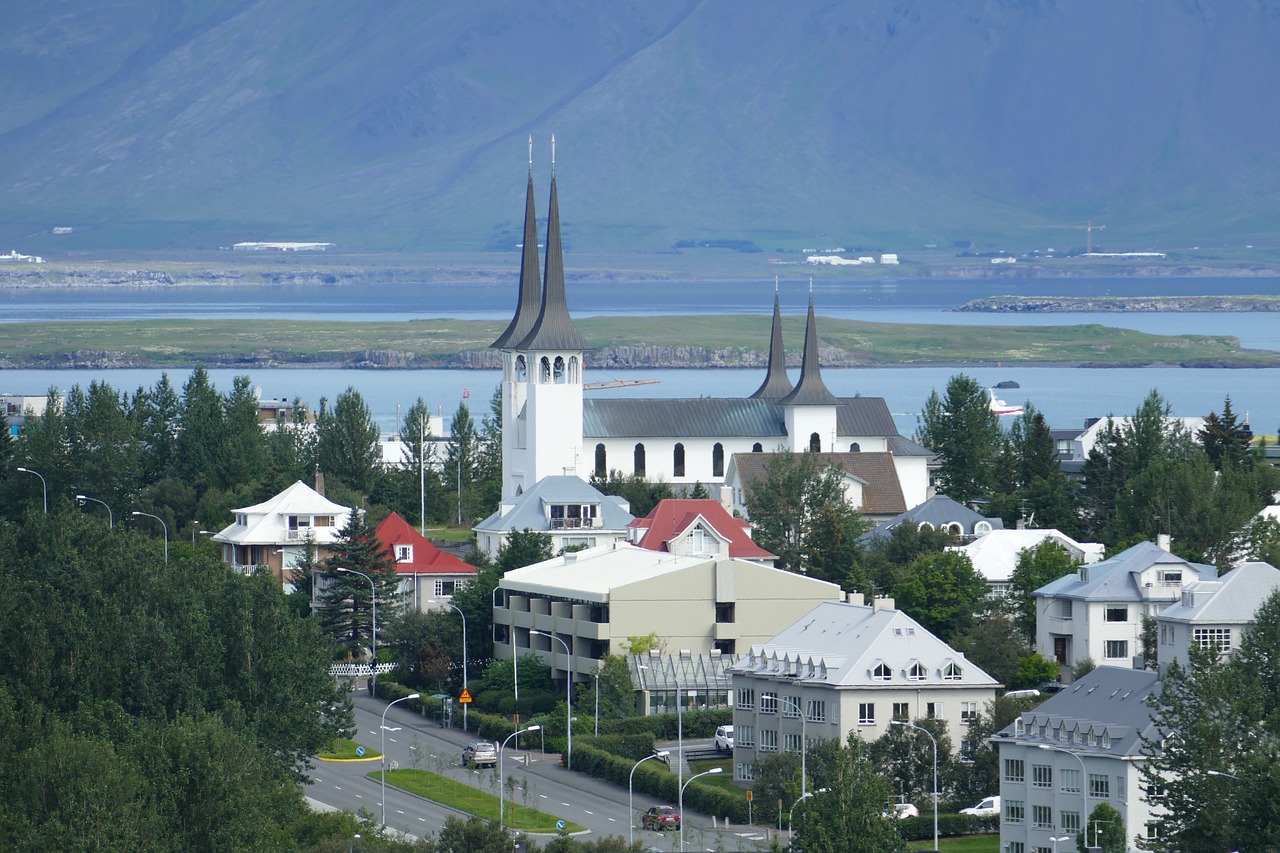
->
[873,662,892,682]
[943,662,962,681]
[1159,570,1183,587]
[908,662,927,681]
[395,545,413,563]
[688,526,707,554]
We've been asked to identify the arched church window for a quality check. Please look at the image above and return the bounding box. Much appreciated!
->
[712,443,724,478]
[515,355,527,382]
[850,442,861,452]
[553,356,566,384]
[752,443,763,453]
[634,443,646,476]
[673,443,686,477]
[540,357,552,383]
[809,432,821,452]
[595,444,607,478]
[569,356,580,384]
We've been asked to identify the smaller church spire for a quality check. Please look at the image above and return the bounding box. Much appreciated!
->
[491,142,543,349]
[778,291,839,406]
[750,281,794,399]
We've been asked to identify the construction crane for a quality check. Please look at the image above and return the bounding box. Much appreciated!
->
[1037,221,1107,255]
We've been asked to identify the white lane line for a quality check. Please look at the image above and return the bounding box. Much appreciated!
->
[397,810,405,815]
[540,794,549,799]
[561,802,571,807]
[607,817,617,822]
[584,810,594,815]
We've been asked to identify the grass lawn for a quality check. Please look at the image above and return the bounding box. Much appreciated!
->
[318,738,379,760]
[687,758,741,796]
[375,768,583,834]
[424,526,474,543]
[908,835,999,852]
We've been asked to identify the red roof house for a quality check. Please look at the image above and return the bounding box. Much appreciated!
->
[627,499,776,564]
[375,512,479,611]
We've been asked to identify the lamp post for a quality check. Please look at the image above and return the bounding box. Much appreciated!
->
[778,695,809,797]
[890,720,938,853]
[679,767,722,851]
[788,788,829,837]
[191,522,208,545]
[1039,743,1088,839]
[75,493,113,528]
[500,724,541,830]
[378,692,419,827]
[1049,834,1070,853]
[629,750,670,846]
[594,669,600,736]
[444,601,469,733]
[530,629,572,769]
[131,511,168,564]
[337,567,378,696]
[15,467,45,514]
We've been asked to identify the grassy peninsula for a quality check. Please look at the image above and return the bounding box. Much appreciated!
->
[1,315,1275,369]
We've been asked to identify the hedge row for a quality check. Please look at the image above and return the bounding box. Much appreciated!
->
[895,813,1000,840]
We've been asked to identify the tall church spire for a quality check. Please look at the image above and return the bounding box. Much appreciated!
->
[491,142,542,349]
[778,290,838,406]
[516,139,590,351]
[750,284,794,399]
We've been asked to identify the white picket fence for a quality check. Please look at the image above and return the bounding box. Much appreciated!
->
[328,662,399,678]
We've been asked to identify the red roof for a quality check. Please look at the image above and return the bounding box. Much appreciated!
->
[628,499,776,560]
[375,512,479,576]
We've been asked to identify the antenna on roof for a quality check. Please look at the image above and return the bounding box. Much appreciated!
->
[808,276,813,294]
[551,134,556,173]
[774,274,779,295]
[528,134,533,169]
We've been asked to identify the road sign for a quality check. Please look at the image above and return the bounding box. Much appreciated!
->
[556,820,565,831]
[356,746,366,757]
[459,688,473,704]
[746,790,753,802]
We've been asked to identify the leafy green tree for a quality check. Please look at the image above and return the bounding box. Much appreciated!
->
[1008,539,1080,641]
[576,655,636,723]
[589,469,675,518]
[1079,802,1126,853]
[800,732,908,853]
[1237,514,1280,565]
[316,387,381,494]
[318,511,398,650]
[950,611,1031,688]
[497,528,555,572]
[891,551,989,642]
[266,396,318,491]
[867,716,953,807]
[1012,653,1059,689]
[384,608,458,690]
[861,521,957,594]
[743,450,859,576]
[449,561,504,675]
[802,497,872,588]
[955,693,1043,804]
[749,750,802,824]
[915,374,1003,505]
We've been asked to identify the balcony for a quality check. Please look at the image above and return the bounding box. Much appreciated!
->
[549,517,598,530]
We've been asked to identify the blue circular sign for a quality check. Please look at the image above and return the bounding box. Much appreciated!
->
[556,820,565,831]
[356,746,366,757]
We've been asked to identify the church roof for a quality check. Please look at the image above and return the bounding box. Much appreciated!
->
[583,396,901,440]
[490,168,542,349]
[750,291,794,400]
[777,294,839,406]
[515,170,591,352]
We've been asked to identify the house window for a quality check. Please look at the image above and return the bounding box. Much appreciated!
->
[760,692,778,714]
[752,442,763,452]
[689,527,707,554]
[908,662,927,681]
[783,733,803,753]
[1105,606,1128,622]
[1144,782,1165,803]
[735,762,755,781]
[926,702,943,720]
[715,602,735,623]
[712,443,725,477]
[1159,570,1182,587]
[673,443,686,477]
[1116,776,1126,801]
[434,579,457,597]
[806,699,826,722]
[1032,805,1053,830]
[782,696,801,718]
[1061,811,1081,833]
[1004,758,1025,783]
[1058,600,1073,619]
[713,639,736,655]
[1032,764,1052,788]
[736,689,755,710]
[1194,627,1232,652]
[1089,774,1109,798]
[737,725,754,746]
[1005,800,1025,824]
[808,432,821,452]
[758,729,778,752]
[594,444,606,477]
[1104,640,1128,659]
[315,515,334,527]
[873,663,892,681]
[1146,822,1161,841]
[858,703,875,725]
[634,443,646,476]
[892,702,909,721]
[960,701,978,722]
[395,545,413,562]
[943,662,962,680]
[1008,845,1024,853]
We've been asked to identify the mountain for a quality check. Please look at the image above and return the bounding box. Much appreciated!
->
[2,0,1279,253]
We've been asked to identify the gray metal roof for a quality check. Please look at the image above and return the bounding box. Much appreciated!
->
[750,292,794,400]
[778,294,839,406]
[860,495,1005,543]
[490,169,542,349]
[885,434,937,458]
[1158,561,1280,624]
[837,397,901,436]
[474,475,633,534]
[584,397,788,438]
[516,172,592,352]
[729,451,908,515]
[1033,540,1216,601]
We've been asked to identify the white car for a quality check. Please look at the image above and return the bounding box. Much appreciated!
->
[891,803,919,819]
[960,795,1001,817]
[714,725,734,752]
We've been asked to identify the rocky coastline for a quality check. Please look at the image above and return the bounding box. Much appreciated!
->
[957,295,1280,312]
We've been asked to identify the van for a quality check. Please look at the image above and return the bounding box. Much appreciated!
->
[714,725,734,752]
[960,795,1001,817]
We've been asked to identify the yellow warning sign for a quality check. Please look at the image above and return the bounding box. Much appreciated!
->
[459,689,473,704]
[746,790,753,802]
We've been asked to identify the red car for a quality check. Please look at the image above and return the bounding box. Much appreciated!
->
[642,805,681,831]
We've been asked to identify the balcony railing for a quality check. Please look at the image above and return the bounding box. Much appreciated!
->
[549,517,597,530]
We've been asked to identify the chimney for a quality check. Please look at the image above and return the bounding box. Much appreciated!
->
[872,596,895,612]
[719,485,734,513]
[1157,533,1172,552]
[315,469,326,497]
[846,592,865,606]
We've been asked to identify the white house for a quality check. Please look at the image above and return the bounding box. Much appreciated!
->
[1033,539,1216,679]
[995,666,1165,853]
[728,595,999,783]
[473,475,635,560]
[1154,560,1280,676]
[949,529,1104,599]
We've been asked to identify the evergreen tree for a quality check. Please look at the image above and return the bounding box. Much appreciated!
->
[316,387,381,494]
[222,375,270,489]
[475,385,504,519]
[800,732,908,853]
[914,374,1003,505]
[443,400,479,525]
[1008,539,1079,641]
[134,372,181,483]
[318,511,397,650]
[175,367,229,489]
[891,551,989,642]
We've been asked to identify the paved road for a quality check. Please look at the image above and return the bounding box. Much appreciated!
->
[304,695,775,851]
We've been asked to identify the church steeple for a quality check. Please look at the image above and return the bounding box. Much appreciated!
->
[491,143,542,349]
[516,139,590,352]
[750,285,794,400]
[778,290,838,406]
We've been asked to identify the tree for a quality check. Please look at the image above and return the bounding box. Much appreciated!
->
[891,551,989,642]
[1199,396,1252,471]
[222,375,270,489]
[950,612,1032,688]
[861,521,957,594]
[914,374,1003,505]
[956,693,1043,804]
[316,386,381,494]
[1079,802,1126,853]
[1008,539,1080,642]
[318,511,397,650]
[175,367,229,489]
[496,528,555,572]
[133,372,181,483]
[576,654,635,722]
[384,608,458,690]
[799,732,908,853]
[743,450,859,576]
[266,396,317,492]
[867,716,953,809]
[589,469,675,519]
[749,751,802,824]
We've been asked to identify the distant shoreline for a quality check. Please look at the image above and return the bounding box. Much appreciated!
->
[959,295,1280,312]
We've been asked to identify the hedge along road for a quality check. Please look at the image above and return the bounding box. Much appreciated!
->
[305,694,771,847]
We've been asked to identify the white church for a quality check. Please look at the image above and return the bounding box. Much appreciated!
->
[488,160,931,511]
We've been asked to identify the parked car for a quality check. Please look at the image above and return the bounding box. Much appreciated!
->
[714,724,734,753]
[642,805,681,831]
[891,803,919,819]
[960,795,1001,816]
[461,741,498,768]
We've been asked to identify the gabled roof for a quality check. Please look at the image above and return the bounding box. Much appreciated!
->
[474,475,634,534]
[998,665,1162,759]
[628,498,776,560]
[213,480,352,546]
[777,294,839,407]
[491,167,542,349]
[233,480,350,516]
[375,512,478,576]
[515,171,591,352]
[1033,540,1217,601]
[949,529,1104,584]
[859,495,1004,543]
[730,599,999,689]
[728,451,907,515]
[582,396,902,440]
[750,291,794,400]
[1157,560,1280,624]
[885,433,937,458]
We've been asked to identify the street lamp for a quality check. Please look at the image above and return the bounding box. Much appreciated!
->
[500,724,541,830]
[530,629,572,769]
[191,521,209,545]
[75,493,113,528]
[131,511,168,564]
[336,567,378,696]
[1039,743,1088,838]
[15,467,45,514]
[1050,834,1070,853]
[788,788,830,837]
[594,669,600,736]
[639,660,686,802]
[778,695,809,797]
[890,720,938,853]
[379,691,420,827]
[629,750,670,846]
[679,767,722,851]
[444,601,469,733]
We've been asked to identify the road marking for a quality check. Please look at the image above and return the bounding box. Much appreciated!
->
[389,738,398,743]
[561,802,571,807]
[419,818,427,822]
[397,810,405,815]
[607,817,616,822]
[333,786,342,791]
[354,794,363,799]
[584,810,594,815]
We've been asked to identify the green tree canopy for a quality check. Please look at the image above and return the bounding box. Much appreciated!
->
[318,510,397,650]
[799,732,908,853]
[316,386,381,494]
[1008,539,1080,642]
[914,374,1003,505]
[891,551,989,642]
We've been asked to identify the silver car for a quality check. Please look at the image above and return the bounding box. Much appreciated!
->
[461,741,498,768]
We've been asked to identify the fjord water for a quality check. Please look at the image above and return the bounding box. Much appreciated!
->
[3,276,1280,434]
